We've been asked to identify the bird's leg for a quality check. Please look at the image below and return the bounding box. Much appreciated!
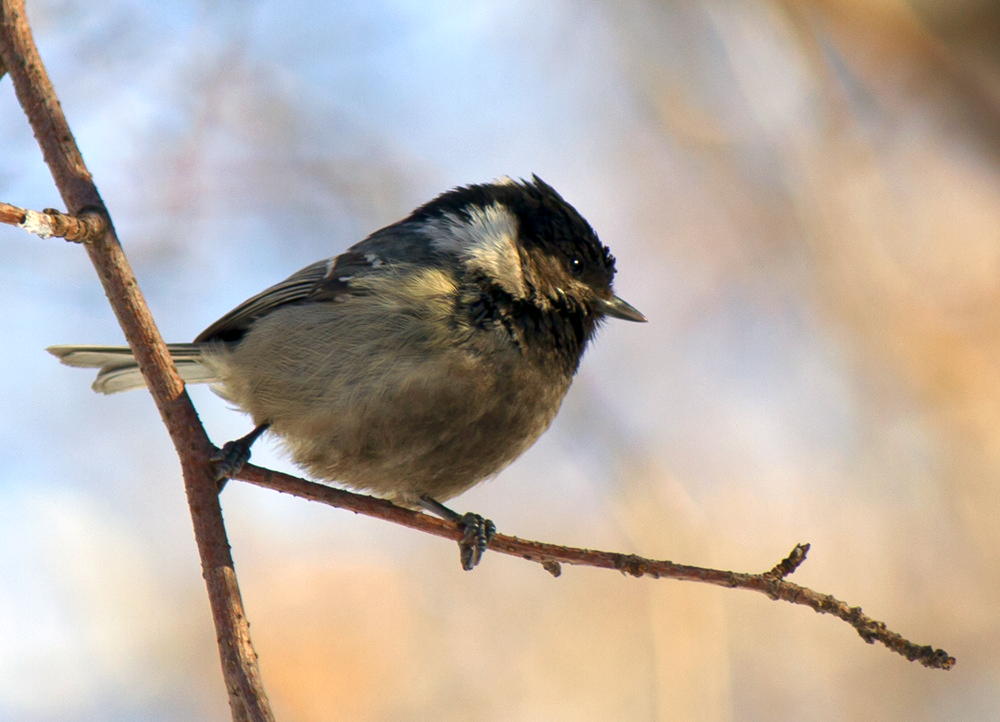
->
[419,495,497,571]
[211,422,271,489]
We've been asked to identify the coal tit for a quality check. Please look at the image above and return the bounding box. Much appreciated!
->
[49,176,646,569]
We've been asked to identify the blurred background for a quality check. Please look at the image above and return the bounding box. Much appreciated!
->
[2,0,999,719]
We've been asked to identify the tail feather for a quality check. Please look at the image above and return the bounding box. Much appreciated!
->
[47,344,218,395]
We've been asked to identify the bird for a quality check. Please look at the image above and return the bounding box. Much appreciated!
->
[49,175,646,569]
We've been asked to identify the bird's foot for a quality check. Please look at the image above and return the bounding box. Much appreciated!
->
[210,423,270,489]
[457,512,497,571]
[419,495,496,570]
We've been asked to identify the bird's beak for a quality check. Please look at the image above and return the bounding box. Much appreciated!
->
[599,295,647,323]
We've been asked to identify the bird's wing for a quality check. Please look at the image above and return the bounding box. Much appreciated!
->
[194,232,428,343]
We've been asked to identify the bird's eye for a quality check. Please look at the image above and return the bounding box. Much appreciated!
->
[569,256,583,276]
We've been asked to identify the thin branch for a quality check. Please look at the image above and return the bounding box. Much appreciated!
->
[763,542,810,580]
[0,3,274,720]
[0,200,107,241]
[0,200,23,226]
[235,462,956,671]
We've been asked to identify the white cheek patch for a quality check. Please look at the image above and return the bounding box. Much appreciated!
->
[427,203,527,298]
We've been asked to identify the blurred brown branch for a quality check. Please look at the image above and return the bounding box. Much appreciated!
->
[798,0,1000,159]
[0,2,274,720]
[236,463,956,671]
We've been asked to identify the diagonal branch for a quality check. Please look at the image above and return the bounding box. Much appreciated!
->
[0,2,273,719]
[235,462,956,671]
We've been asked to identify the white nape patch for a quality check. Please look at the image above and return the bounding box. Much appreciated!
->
[427,203,526,298]
[364,252,384,267]
[492,175,517,186]
[323,257,336,277]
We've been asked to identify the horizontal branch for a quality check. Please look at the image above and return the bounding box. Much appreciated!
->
[234,463,955,671]
[0,200,107,241]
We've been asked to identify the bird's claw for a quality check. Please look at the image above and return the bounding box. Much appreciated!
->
[417,495,496,570]
[210,423,270,489]
[458,513,496,571]
[210,440,253,484]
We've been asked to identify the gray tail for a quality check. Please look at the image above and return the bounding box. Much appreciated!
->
[47,344,218,395]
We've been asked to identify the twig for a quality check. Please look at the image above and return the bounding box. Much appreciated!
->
[0,200,107,241]
[0,3,274,720]
[0,200,24,226]
[763,542,810,579]
[236,462,956,671]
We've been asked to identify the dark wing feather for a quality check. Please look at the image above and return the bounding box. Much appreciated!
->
[195,259,332,342]
[194,234,416,343]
